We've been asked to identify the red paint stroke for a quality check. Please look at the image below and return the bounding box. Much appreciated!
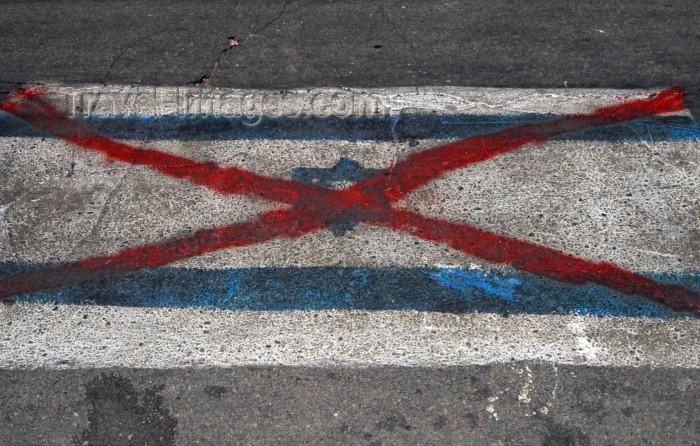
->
[349,87,686,203]
[372,209,699,315]
[0,89,330,207]
[1,87,698,316]
[0,208,321,299]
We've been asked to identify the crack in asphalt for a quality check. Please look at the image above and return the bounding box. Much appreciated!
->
[256,0,300,34]
[194,0,303,86]
[379,4,420,92]
[103,29,192,85]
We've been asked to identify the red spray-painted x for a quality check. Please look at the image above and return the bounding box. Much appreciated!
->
[0,87,698,316]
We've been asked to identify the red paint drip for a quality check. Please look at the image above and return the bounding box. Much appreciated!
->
[0,87,698,316]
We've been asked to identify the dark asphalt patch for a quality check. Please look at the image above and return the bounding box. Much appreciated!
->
[75,374,177,446]
[1,365,697,445]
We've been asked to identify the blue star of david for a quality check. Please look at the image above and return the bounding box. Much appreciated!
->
[291,157,381,236]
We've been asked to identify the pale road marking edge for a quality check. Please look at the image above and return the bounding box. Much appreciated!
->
[1,303,698,369]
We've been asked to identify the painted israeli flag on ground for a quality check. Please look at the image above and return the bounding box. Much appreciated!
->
[0,84,698,368]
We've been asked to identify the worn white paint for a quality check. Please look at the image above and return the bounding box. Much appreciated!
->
[1,303,699,369]
[1,85,698,369]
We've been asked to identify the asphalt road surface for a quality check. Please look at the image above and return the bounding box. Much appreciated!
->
[1,1,699,445]
[1,0,699,117]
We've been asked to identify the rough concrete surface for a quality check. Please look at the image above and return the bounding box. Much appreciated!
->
[3,303,700,369]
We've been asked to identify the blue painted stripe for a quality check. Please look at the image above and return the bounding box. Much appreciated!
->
[0,113,697,141]
[5,264,698,318]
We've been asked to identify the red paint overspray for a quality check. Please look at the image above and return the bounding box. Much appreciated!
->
[0,87,697,316]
